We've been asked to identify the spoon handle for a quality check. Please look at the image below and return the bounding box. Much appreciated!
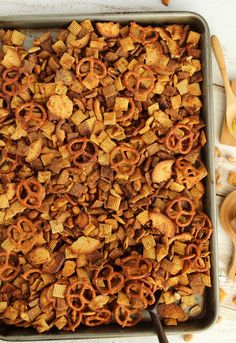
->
[211,35,235,100]
[149,310,169,343]
[228,241,236,281]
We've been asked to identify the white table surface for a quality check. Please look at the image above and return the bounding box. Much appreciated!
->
[1,0,236,342]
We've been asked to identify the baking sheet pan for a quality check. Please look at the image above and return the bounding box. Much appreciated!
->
[0,11,219,340]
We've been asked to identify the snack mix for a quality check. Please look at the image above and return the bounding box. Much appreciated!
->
[0,20,212,332]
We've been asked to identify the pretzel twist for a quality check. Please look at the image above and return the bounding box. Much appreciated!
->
[110,144,140,176]
[76,57,107,87]
[66,281,96,312]
[16,101,47,132]
[7,216,37,248]
[125,281,155,309]
[116,98,136,123]
[64,310,82,332]
[165,196,195,227]
[67,138,98,167]
[191,213,213,243]
[114,304,142,327]
[116,255,152,280]
[182,243,207,272]
[0,251,20,281]
[2,67,28,96]
[16,178,45,209]
[83,308,112,326]
[130,22,159,44]
[165,124,194,154]
[124,64,155,100]
[93,264,125,295]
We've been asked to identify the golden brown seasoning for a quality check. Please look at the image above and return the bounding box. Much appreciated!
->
[0,20,212,333]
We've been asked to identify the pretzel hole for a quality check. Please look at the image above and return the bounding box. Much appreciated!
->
[8,226,21,243]
[195,227,212,242]
[3,82,20,95]
[0,156,15,173]
[110,275,123,288]
[119,163,133,173]
[69,141,84,153]
[0,97,10,109]
[20,221,34,234]
[79,61,91,74]
[126,151,138,162]
[3,67,23,81]
[97,266,112,278]
[74,154,94,165]
[168,135,179,148]
[111,150,123,164]
[0,254,6,265]
[0,267,17,280]
[176,128,185,137]
[126,74,137,88]
[93,62,106,77]
[193,159,202,170]
[185,167,197,178]
[83,288,95,302]
[180,137,192,151]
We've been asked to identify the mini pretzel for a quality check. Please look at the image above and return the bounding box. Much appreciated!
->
[16,101,47,132]
[22,269,44,289]
[116,255,152,280]
[16,178,45,209]
[7,216,37,248]
[182,244,207,272]
[191,213,213,244]
[0,93,11,123]
[67,138,98,167]
[0,251,20,281]
[125,281,155,309]
[124,64,155,100]
[164,124,194,154]
[130,22,159,44]
[76,57,107,80]
[110,144,140,176]
[65,310,82,332]
[39,284,57,311]
[93,264,124,295]
[22,268,42,281]
[116,98,136,123]
[83,308,112,326]
[165,197,195,227]
[66,281,96,312]
[2,67,28,96]
[0,146,18,174]
[114,304,142,327]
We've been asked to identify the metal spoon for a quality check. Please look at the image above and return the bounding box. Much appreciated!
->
[211,35,236,138]
[147,290,169,343]
[220,190,236,281]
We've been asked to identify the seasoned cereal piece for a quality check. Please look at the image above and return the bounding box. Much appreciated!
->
[96,22,120,38]
[47,94,73,119]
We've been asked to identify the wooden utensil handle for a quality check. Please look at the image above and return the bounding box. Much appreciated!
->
[149,310,169,343]
[228,244,236,281]
[211,35,234,97]
[211,35,227,72]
